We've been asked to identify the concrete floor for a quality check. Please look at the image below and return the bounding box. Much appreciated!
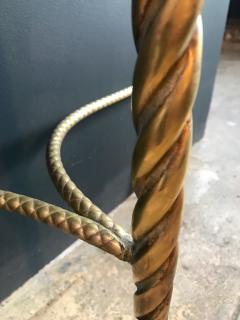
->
[0,48,240,320]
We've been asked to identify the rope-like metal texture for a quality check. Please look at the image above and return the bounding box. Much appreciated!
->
[0,2,204,317]
[47,87,132,243]
[0,87,134,262]
[131,1,203,319]
[0,190,130,261]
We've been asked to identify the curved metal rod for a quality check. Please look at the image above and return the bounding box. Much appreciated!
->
[47,87,132,242]
[131,1,203,319]
[0,87,134,261]
[0,88,133,261]
[0,190,132,261]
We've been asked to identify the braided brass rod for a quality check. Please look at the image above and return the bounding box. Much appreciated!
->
[0,88,134,261]
[0,190,132,261]
[47,87,133,243]
[131,1,203,319]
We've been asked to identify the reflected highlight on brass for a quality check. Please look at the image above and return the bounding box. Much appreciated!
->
[131,1,203,319]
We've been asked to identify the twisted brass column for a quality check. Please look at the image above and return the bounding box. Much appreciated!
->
[131,1,203,319]
[0,2,204,318]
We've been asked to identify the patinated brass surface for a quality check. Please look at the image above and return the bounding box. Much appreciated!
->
[47,87,133,242]
[0,2,203,319]
[0,88,133,262]
[0,190,130,261]
[131,1,203,319]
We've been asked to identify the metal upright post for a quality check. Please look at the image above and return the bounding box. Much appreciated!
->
[0,2,204,318]
[131,1,203,319]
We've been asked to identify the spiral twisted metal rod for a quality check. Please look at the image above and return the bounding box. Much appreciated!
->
[131,1,203,319]
[0,1,204,318]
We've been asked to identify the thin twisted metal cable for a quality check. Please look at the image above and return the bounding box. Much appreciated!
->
[0,190,130,260]
[0,88,133,261]
[47,87,132,243]
[131,1,203,319]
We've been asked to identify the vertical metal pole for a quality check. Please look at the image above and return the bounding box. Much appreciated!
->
[131,1,203,319]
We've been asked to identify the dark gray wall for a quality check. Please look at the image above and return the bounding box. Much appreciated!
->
[0,0,229,300]
[228,0,240,20]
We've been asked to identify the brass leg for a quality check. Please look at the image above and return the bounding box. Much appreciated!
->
[131,1,203,319]
[0,2,204,318]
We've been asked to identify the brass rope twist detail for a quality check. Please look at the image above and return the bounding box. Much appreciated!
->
[0,2,204,316]
[0,190,130,261]
[47,87,133,243]
[131,1,203,319]
[0,88,133,262]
